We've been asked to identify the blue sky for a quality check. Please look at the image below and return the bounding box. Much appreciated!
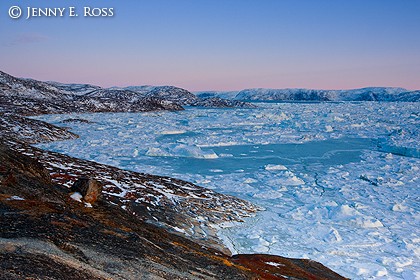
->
[1,0,419,90]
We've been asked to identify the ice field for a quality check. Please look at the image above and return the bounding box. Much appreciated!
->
[34,102,420,279]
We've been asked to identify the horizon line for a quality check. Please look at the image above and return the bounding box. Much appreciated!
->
[2,69,419,93]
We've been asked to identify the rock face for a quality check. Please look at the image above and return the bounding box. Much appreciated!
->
[71,178,103,204]
[231,254,348,280]
[0,144,52,187]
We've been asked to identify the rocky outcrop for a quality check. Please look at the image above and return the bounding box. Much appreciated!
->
[0,143,347,279]
[0,144,247,279]
[145,86,199,105]
[0,144,52,187]
[71,178,103,204]
[8,139,260,255]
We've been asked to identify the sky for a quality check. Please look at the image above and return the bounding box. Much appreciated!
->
[1,0,419,91]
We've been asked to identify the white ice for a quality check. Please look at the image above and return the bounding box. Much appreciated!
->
[33,101,420,279]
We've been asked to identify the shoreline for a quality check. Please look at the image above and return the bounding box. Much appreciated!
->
[1,110,347,279]
[8,134,260,255]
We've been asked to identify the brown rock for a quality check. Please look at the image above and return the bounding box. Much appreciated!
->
[231,254,349,280]
[71,178,102,204]
[0,143,52,186]
[0,144,348,279]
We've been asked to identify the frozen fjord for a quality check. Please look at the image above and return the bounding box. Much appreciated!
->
[34,102,419,280]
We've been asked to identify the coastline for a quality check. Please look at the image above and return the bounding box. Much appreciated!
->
[1,111,347,279]
[0,71,349,278]
[26,103,420,279]
[3,122,260,254]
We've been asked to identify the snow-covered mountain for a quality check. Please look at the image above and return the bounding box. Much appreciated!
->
[394,90,420,102]
[1,81,181,116]
[145,86,199,105]
[46,81,102,96]
[82,85,199,105]
[1,71,254,115]
[0,71,72,100]
[196,87,420,102]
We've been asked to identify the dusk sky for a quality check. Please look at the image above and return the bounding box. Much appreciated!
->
[1,0,419,91]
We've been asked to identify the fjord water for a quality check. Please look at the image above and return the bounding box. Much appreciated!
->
[35,102,420,279]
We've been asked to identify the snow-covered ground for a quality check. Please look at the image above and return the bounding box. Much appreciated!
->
[34,102,419,279]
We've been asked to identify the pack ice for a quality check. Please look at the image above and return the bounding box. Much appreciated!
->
[34,101,420,280]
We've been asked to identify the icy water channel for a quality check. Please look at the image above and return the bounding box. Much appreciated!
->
[34,102,420,279]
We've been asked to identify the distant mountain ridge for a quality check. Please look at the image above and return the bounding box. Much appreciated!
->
[2,70,418,117]
[196,87,420,102]
[43,78,253,107]
[0,70,253,115]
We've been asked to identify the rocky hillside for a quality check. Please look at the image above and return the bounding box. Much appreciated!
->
[0,70,254,116]
[0,113,78,144]
[87,85,255,108]
[1,114,260,253]
[0,71,184,115]
[2,70,256,116]
[0,140,346,279]
[0,114,347,279]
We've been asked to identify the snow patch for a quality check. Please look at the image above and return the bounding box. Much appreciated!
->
[265,261,285,267]
[70,192,83,202]
[7,195,25,201]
